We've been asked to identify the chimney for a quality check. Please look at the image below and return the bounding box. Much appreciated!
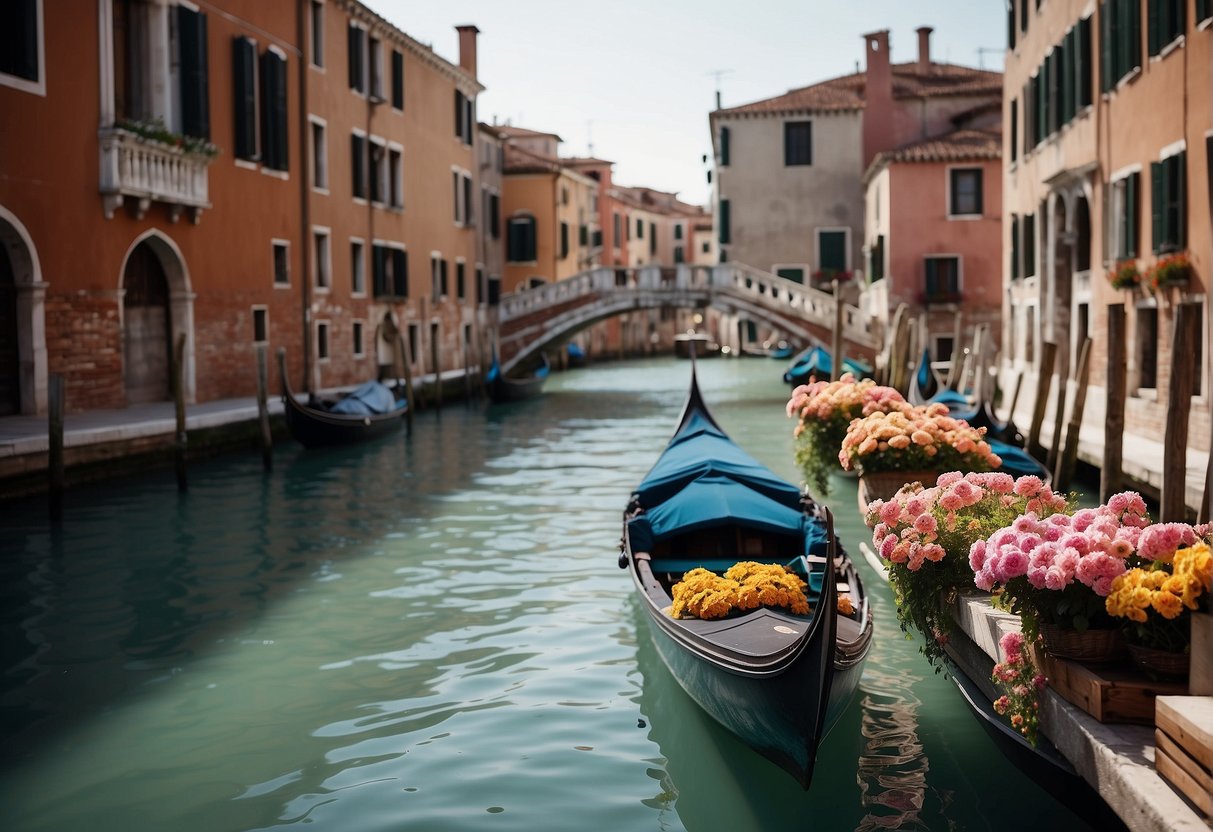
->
[455,24,479,79]
[862,30,895,168]
[917,26,933,73]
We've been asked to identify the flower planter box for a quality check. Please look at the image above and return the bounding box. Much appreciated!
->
[1035,650,1188,725]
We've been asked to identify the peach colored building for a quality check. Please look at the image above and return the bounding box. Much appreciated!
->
[0,1,487,415]
[863,125,1003,364]
[1001,0,1212,455]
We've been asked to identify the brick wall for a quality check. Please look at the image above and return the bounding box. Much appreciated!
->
[45,290,124,411]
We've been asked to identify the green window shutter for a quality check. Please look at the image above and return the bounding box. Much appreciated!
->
[347,24,363,91]
[776,267,805,284]
[1061,32,1073,124]
[925,258,939,295]
[1009,0,1017,49]
[232,38,257,160]
[720,126,730,166]
[1199,0,1211,23]
[1010,99,1018,162]
[1024,213,1036,276]
[1011,214,1020,279]
[873,235,885,281]
[1126,0,1141,73]
[1175,152,1186,248]
[1078,16,1094,107]
[819,231,847,272]
[177,7,210,139]
[391,50,404,109]
[719,200,731,245]
[1148,0,1161,55]
[260,51,288,171]
[1150,160,1164,253]
[1100,1,1113,91]
[1126,172,1139,257]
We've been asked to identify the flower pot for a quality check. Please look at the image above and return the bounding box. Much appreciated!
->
[1038,622,1127,663]
[1192,611,1213,695]
[857,469,941,504]
[1126,644,1189,679]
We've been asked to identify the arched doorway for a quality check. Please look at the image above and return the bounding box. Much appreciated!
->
[0,242,19,415]
[122,241,173,403]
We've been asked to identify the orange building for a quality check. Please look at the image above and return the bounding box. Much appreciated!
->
[0,1,486,415]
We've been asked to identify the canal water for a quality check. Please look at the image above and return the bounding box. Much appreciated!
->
[0,358,1095,832]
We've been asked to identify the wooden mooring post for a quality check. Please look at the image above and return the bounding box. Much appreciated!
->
[396,333,415,433]
[1102,305,1127,502]
[1161,302,1198,521]
[48,373,64,521]
[1027,341,1056,460]
[172,332,188,493]
[430,328,443,412]
[255,344,273,471]
[831,279,844,381]
[1055,338,1092,491]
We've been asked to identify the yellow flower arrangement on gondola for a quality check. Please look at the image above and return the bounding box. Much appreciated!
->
[1105,540,1212,652]
[670,561,810,620]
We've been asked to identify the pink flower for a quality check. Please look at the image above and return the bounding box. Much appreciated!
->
[938,492,963,512]
[1013,475,1045,497]
[1138,523,1196,563]
[913,513,938,535]
[878,500,901,527]
[879,533,899,561]
[1071,508,1098,532]
[998,549,1029,580]
[937,471,964,487]
[999,631,1025,657]
[873,523,890,545]
[969,539,987,572]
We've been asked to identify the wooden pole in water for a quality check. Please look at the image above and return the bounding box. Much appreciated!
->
[1102,305,1127,502]
[1027,341,1056,460]
[255,344,272,471]
[1055,338,1092,490]
[945,311,964,389]
[430,325,443,411]
[1161,302,1198,522]
[48,373,64,520]
[396,332,415,433]
[172,332,188,493]
[831,279,844,381]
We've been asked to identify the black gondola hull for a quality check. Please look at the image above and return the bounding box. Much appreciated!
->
[282,393,404,448]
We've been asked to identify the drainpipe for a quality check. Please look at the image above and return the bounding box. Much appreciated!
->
[298,0,313,393]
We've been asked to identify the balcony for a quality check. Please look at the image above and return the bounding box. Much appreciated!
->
[99,127,215,222]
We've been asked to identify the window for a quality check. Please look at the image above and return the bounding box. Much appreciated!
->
[636,218,644,239]
[784,121,812,166]
[1101,0,1142,90]
[924,256,961,301]
[391,49,404,110]
[776,267,806,284]
[1076,196,1092,271]
[674,246,684,263]
[1200,0,1213,25]
[272,240,289,286]
[489,193,500,238]
[452,171,463,224]
[1109,171,1140,259]
[1137,306,1158,389]
[310,117,328,190]
[351,132,366,199]
[702,241,710,254]
[674,223,683,240]
[454,90,473,144]
[1075,302,1090,371]
[579,224,588,246]
[1020,0,1028,32]
[1023,212,1037,277]
[650,222,657,256]
[1011,214,1020,279]
[719,200,731,245]
[313,229,331,289]
[1025,306,1036,363]
[408,322,419,363]
[463,174,473,226]
[1148,0,1185,55]
[369,137,385,203]
[431,255,449,298]
[719,125,730,166]
[232,37,259,161]
[0,0,43,93]
[1190,300,1205,397]
[508,217,537,262]
[949,168,984,216]
[389,146,403,208]
[350,239,365,295]
[316,321,330,361]
[309,0,323,68]
[560,222,570,259]
[456,261,466,299]
[816,229,848,276]
[353,320,364,357]
[116,4,209,137]
[476,265,485,303]
[1008,0,1017,49]
[1151,151,1186,254]
[870,235,885,282]
[252,306,268,343]
[260,48,288,170]
[368,36,383,99]
[613,214,622,248]
[372,243,408,298]
[1010,99,1018,163]
[348,23,365,92]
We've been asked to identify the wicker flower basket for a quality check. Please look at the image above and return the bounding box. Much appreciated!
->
[1126,644,1189,679]
[857,469,941,504]
[1038,622,1127,663]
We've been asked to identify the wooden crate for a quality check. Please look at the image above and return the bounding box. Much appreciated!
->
[1155,696,1213,817]
[1040,653,1188,725]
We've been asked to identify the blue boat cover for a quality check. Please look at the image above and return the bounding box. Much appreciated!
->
[783,347,873,383]
[634,408,803,508]
[329,381,400,415]
[567,343,585,359]
[929,388,971,409]
[627,492,830,556]
[989,439,1049,479]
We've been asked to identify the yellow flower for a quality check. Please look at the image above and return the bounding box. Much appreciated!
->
[1151,591,1185,620]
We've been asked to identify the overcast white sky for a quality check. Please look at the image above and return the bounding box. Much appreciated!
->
[372,1,1007,207]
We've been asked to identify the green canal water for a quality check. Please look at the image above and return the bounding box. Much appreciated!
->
[0,358,1095,831]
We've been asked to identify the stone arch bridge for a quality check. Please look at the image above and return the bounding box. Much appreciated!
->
[496,263,881,376]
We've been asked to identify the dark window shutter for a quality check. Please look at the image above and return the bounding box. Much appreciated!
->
[1020,0,1028,31]
[0,0,39,81]
[560,222,569,258]
[925,259,939,295]
[1009,0,1017,49]
[1150,160,1164,253]
[1200,0,1211,22]
[394,249,408,297]
[720,126,730,166]
[464,97,474,144]
[454,90,464,138]
[457,262,465,298]
[1126,0,1141,73]
[351,133,366,198]
[1100,1,1113,91]
[1126,171,1139,257]
[232,37,257,160]
[1148,0,1161,55]
[440,259,448,296]
[1078,16,1093,106]
[391,50,403,109]
[177,7,210,139]
[1010,99,1018,162]
[650,222,657,255]
[347,24,363,91]
[372,245,386,296]
[1024,213,1036,276]
[490,194,500,238]
[1011,214,1021,279]
[719,199,730,244]
[1063,28,1076,123]
[1176,152,1186,248]
[260,50,288,170]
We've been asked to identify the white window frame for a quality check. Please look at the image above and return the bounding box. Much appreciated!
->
[232,35,261,170]
[387,141,403,209]
[1,0,46,96]
[309,0,324,70]
[1188,295,1208,404]
[431,250,445,299]
[315,319,331,362]
[351,126,368,205]
[455,256,467,299]
[352,318,365,358]
[1132,297,1160,398]
[271,238,291,288]
[312,226,331,291]
[451,166,466,226]
[251,305,269,344]
[371,238,407,299]
[367,135,387,205]
[350,236,366,297]
[771,263,810,284]
[1107,164,1142,265]
[309,114,329,193]
[946,165,984,219]
[813,227,852,273]
[349,20,368,97]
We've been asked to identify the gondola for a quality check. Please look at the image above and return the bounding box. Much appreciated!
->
[783,346,873,385]
[619,366,874,789]
[908,347,939,405]
[566,342,587,368]
[486,350,549,403]
[277,349,407,449]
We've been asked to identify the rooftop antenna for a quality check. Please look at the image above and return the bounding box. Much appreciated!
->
[587,119,594,157]
[707,68,733,110]
[974,47,1003,70]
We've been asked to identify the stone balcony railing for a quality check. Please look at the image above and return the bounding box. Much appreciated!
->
[99,128,213,222]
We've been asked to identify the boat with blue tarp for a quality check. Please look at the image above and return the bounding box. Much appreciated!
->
[277,350,407,448]
[486,350,550,403]
[783,346,873,385]
[620,367,873,788]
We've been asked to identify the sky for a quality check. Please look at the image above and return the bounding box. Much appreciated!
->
[372,1,1007,207]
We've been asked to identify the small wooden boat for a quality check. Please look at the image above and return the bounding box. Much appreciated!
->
[277,350,407,449]
[566,342,587,368]
[908,347,939,405]
[673,332,719,359]
[486,350,549,403]
[783,346,873,385]
[620,367,873,788]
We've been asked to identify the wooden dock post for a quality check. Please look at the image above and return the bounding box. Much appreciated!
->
[255,344,272,471]
[1055,338,1092,490]
[831,279,844,381]
[1161,302,1198,521]
[1047,373,1069,473]
[1027,341,1056,460]
[1102,305,1127,502]
[430,326,443,411]
[172,332,188,493]
[396,333,415,433]
[48,373,64,520]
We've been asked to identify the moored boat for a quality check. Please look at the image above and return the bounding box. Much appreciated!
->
[783,346,873,385]
[277,350,407,449]
[619,367,873,788]
[486,351,550,403]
